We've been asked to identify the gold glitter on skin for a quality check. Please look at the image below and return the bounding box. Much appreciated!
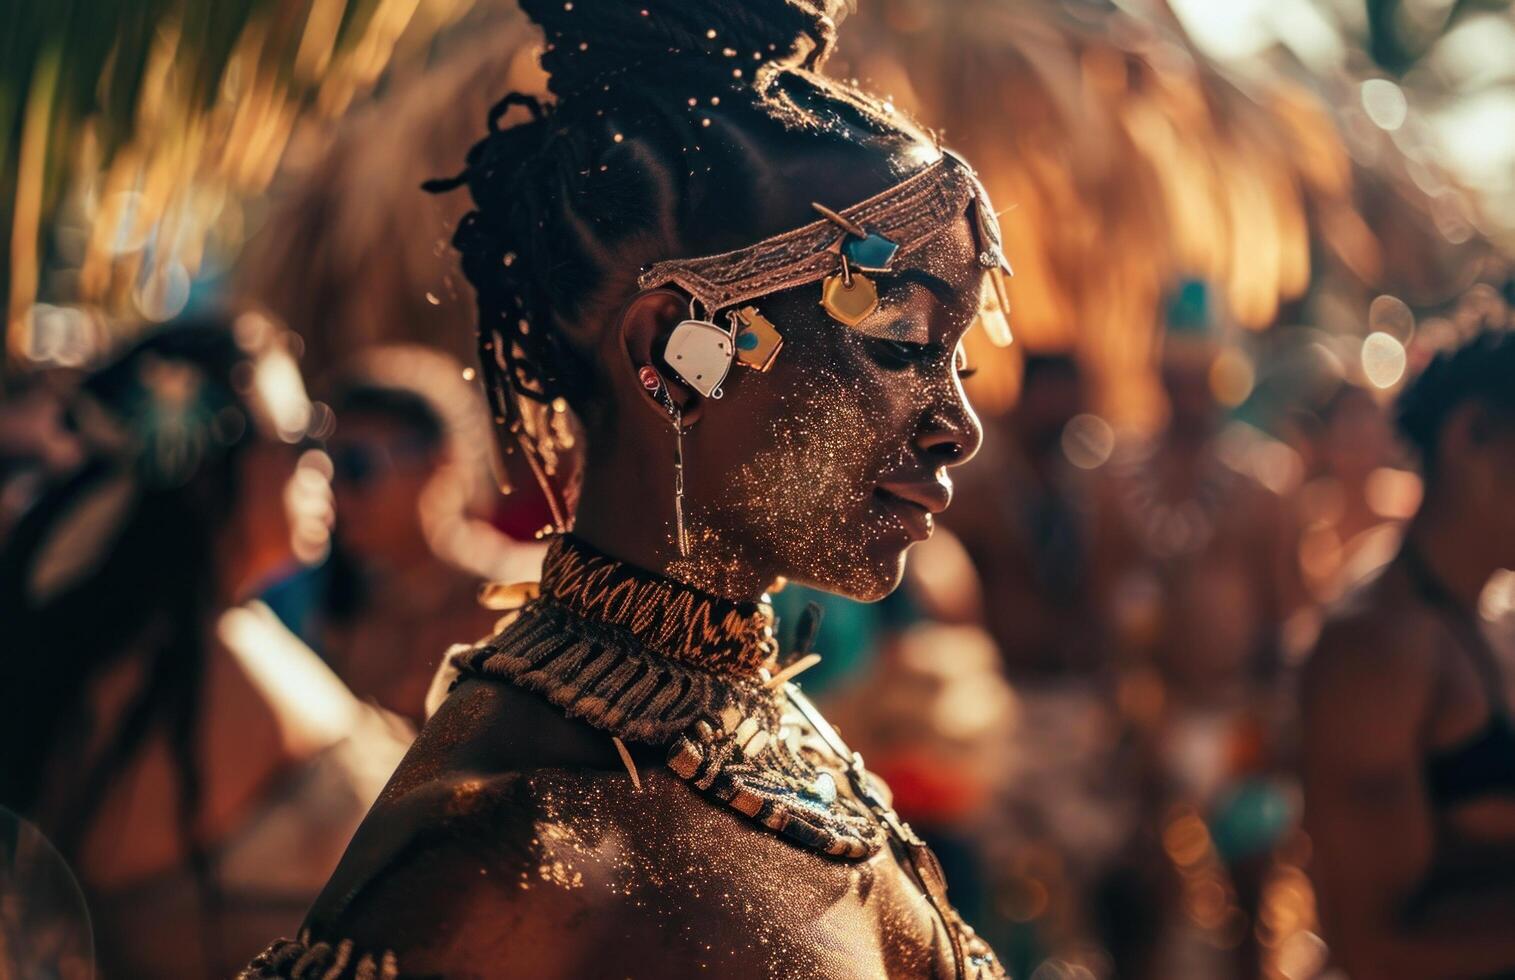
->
[278,681,959,978]
[669,213,985,601]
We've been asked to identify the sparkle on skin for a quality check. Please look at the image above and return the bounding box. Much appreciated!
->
[666,215,984,601]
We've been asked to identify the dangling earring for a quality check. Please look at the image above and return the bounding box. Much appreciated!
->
[640,366,690,557]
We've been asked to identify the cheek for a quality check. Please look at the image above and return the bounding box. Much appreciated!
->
[702,359,913,554]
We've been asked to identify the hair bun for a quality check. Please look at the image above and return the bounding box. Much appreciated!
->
[520,0,851,101]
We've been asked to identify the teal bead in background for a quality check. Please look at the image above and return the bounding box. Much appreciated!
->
[841,232,899,270]
[1209,777,1296,862]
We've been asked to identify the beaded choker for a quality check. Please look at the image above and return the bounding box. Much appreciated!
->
[534,535,779,676]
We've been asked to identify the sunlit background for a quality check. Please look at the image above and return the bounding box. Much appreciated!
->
[5,0,1514,422]
[4,2,1515,978]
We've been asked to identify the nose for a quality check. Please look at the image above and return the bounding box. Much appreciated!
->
[916,401,982,468]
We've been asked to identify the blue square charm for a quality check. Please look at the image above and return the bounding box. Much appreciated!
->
[841,232,899,272]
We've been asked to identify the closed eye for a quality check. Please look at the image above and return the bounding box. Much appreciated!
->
[865,337,942,371]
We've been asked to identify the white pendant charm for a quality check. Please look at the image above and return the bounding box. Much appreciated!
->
[665,319,734,399]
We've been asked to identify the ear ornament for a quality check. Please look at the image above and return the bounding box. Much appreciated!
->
[664,300,735,399]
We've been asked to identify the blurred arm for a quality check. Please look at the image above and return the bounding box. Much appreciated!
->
[1302,616,1515,979]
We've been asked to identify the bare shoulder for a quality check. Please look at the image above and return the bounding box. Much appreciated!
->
[1306,586,1440,692]
[276,679,649,973]
[1300,580,1444,752]
[331,770,639,974]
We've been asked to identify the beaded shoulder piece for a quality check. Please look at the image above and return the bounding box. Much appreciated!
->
[449,536,886,859]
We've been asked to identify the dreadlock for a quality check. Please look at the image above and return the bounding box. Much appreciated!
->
[423,0,934,526]
[1396,327,1515,474]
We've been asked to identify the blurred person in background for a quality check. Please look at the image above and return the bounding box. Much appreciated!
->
[1103,283,1305,726]
[947,352,1137,975]
[950,353,1108,678]
[1295,381,1421,606]
[0,316,410,979]
[1303,328,1515,979]
[1099,282,1306,978]
[317,346,542,725]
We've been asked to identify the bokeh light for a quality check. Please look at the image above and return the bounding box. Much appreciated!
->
[1061,414,1116,470]
[1361,331,1409,388]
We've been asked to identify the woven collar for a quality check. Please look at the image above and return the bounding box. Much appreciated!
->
[536,536,779,677]
[447,538,888,860]
[449,589,887,860]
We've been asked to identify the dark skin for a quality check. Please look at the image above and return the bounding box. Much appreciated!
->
[1303,403,1515,980]
[293,151,990,977]
[573,145,983,603]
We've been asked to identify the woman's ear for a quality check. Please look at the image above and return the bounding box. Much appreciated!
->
[618,288,706,424]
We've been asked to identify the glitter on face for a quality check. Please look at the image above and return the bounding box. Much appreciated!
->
[667,215,985,601]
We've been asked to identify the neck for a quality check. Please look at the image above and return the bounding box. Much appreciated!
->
[573,468,775,603]
[1405,499,1498,609]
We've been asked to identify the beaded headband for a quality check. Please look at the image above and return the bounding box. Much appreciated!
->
[637,149,1013,361]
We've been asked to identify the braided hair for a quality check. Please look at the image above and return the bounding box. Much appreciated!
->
[1396,327,1515,474]
[423,0,934,525]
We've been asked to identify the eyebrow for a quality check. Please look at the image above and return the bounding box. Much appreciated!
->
[887,268,957,304]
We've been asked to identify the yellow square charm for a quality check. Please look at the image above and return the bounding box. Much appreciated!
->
[820,271,878,328]
[733,306,784,372]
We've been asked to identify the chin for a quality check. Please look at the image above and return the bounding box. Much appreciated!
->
[796,542,908,603]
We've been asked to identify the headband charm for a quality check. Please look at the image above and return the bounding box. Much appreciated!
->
[732,307,784,372]
[821,255,879,328]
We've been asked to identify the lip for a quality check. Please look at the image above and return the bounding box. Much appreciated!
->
[874,478,952,541]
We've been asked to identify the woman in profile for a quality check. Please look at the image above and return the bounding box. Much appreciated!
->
[243,0,1012,976]
[0,316,410,978]
[1303,327,1515,979]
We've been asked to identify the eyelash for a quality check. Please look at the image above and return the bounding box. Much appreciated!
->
[867,338,975,378]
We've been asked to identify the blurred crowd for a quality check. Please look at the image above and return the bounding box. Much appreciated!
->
[6,1,1515,978]
[3,271,1513,979]
[0,314,550,976]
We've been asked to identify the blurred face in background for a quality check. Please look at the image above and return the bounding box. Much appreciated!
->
[1458,410,1515,565]
[329,412,442,563]
[226,437,332,597]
